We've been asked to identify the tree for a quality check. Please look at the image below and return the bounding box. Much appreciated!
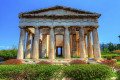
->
[108,42,115,51]
[118,35,120,42]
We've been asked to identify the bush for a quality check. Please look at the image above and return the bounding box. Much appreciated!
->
[63,64,112,80]
[69,59,86,65]
[0,65,60,80]
[101,53,120,58]
[37,61,52,65]
[114,63,120,69]
[1,59,23,65]
[114,57,120,61]
[112,50,120,54]
[117,70,120,80]
[100,60,116,67]
[106,55,112,60]
[0,48,17,60]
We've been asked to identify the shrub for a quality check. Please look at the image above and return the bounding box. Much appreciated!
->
[114,63,120,69]
[100,60,116,67]
[117,70,120,80]
[69,59,86,65]
[106,55,112,60]
[0,65,60,80]
[63,64,112,80]
[1,59,23,65]
[112,50,120,54]
[114,57,120,61]
[37,61,52,65]
[0,48,17,60]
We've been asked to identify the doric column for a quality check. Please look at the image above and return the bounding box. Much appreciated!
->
[49,28,55,59]
[92,28,101,59]
[84,35,88,57]
[31,35,34,58]
[64,27,71,59]
[33,27,40,59]
[87,32,93,58]
[25,32,31,59]
[79,27,86,59]
[17,28,26,59]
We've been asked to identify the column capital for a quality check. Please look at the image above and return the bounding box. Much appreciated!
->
[92,25,99,28]
[19,26,26,29]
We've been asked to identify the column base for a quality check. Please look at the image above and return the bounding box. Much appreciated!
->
[79,58,88,61]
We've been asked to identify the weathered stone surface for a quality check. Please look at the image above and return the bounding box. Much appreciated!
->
[49,28,55,59]
[84,36,88,57]
[64,27,71,59]
[41,35,47,57]
[79,27,86,59]
[92,28,101,59]
[25,32,31,59]
[33,27,40,59]
[87,32,93,58]
[17,6,101,60]
[17,28,26,59]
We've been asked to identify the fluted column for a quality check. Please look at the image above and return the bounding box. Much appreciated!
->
[17,28,26,59]
[31,35,34,58]
[79,27,86,59]
[33,27,40,59]
[92,28,101,59]
[87,32,93,58]
[25,32,31,59]
[64,27,71,59]
[84,36,88,57]
[49,28,55,59]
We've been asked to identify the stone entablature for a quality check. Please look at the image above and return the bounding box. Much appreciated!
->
[17,6,102,60]
[19,18,98,27]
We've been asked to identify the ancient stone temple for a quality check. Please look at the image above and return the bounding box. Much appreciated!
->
[17,6,101,60]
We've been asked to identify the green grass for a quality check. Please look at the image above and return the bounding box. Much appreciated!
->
[101,53,120,58]
[39,57,49,59]
[111,72,118,77]
[117,61,120,64]
[71,56,80,58]
[39,56,81,59]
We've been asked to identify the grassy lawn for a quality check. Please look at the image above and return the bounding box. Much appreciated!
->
[101,53,120,58]
[117,61,120,64]
[39,56,80,59]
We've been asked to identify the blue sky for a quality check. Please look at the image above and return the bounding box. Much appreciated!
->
[0,0,120,50]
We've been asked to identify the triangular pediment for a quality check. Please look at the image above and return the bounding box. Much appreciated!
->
[20,6,99,15]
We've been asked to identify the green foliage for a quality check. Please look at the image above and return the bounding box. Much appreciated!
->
[101,53,120,58]
[71,56,80,58]
[0,64,61,80]
[118,35,120,42]
[115,63,120,69]
[117,70,120,80]
[0,64,113,80]
[63,64,112,80]
[39,57,48,59]
[106,55,112,60]
[108,42,116,51]
[0,48,17,60]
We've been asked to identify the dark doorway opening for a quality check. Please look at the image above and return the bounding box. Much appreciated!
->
[56,46,63,57]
